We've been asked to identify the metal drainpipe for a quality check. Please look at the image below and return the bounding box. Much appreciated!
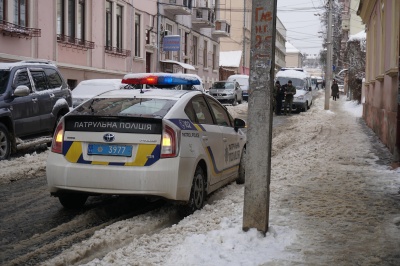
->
[243,0,246,74]
[156,0,160,72]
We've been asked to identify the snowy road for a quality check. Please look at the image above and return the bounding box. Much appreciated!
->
[1,93,399,265]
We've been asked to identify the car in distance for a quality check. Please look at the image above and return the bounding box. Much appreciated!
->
[46,73,247,215]
[209,81,243,106]
[0,60,72,160]
[71,79,124,108]
[227,74,249,101]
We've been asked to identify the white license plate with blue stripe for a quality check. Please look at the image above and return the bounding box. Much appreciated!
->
[88,143,133,157]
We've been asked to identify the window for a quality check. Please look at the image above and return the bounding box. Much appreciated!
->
[14,0,27,27]
[44,69,63,89]
[116,5,123,50]
[77,0,85,41]
[212,45,216,70]
[203,40,207,68]
[134,14,140,56]
[31,71,49,92]
[189,96,213,125]
[0,0,5,21]
[67,0,75,38]
[165,23,173,60]
[56,0,86,42]
[106,0,112,48]
[207,98,231,127]
[57,0,64,35]
[192,36,198,65]
[13,70,31,92]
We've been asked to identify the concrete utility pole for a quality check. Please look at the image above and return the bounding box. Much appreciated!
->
[325,0,333,110]
[243,0,277,235]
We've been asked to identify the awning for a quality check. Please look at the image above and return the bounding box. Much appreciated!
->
[160,60,195,70]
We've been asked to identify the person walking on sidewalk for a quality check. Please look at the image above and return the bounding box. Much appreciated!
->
[283,80,296,115]
[331,79,339,101]
[274,80,285,115]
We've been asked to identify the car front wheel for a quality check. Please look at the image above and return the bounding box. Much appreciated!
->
[0,123,11,160]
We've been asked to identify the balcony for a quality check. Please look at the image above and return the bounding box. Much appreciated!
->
[164,0,192,15]
[0,20,41,39]
[192,7,215,28]
[105,46,131,57]
[57,34,95,50]
[212,20,230,38]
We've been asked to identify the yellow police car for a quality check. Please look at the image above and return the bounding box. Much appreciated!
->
[46,73,247,214]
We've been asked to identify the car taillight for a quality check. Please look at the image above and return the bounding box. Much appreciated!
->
[161,125,178,158]
[51,121,64,154]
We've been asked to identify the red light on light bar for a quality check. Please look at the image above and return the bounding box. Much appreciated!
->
[122,76,158,85]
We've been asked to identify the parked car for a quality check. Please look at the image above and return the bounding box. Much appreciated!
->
[227,74,249,101]
[46,73,247,214]
[72,79,124,108]
[0,60,72,160]
[209,81,243,105]
[276,68,313,112]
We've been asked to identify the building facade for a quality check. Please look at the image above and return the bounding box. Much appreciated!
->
[285,42,303,68]
[357,0,400,158]
[0,0,223,89]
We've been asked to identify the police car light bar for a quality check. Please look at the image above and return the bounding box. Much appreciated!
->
[122,73,200,86]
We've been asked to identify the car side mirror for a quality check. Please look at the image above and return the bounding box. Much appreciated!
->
[13,85,30,97]
[234,118,246,132]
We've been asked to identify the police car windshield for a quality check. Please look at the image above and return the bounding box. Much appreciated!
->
[0,70,10,94]
[72,97,177,118]
[277,77,304,88]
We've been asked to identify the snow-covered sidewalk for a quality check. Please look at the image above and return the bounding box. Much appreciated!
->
[40,91,400,265]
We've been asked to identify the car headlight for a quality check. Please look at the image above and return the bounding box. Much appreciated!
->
[295,96,304,100]
[227,90,235,95]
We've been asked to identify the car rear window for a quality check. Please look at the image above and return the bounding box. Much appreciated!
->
[72,97,177,118]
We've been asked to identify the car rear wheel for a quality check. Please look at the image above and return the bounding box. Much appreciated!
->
[0,123,11,161]
[58,194,88,209]
[180,166,206,216]
[236,147,246,184]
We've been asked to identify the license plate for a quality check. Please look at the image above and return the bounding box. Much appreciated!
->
[88,143,133,157]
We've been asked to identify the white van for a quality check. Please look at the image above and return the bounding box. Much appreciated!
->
[276,68,313,112]
[227,74,249,100]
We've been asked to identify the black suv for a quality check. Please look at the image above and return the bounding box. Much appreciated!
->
[0,61,72,160]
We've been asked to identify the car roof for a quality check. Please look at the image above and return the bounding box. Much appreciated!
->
[0,60,57,70]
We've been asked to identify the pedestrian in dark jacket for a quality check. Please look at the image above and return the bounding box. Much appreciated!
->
[274,80,285,115]
[283,80,296,115]
[331,79,339,101]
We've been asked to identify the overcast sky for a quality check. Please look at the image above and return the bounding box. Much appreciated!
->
[277,0,326,57]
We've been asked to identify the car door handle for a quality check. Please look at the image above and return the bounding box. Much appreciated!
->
[32,98,38,103]
[202,136,208,141]
[49,93,55,98]
[223,137,227,142]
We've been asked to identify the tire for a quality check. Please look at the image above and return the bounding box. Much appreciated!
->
[303,102,308,112]
[232,97,238,106]
[236,147,246,184]
[0,123,11,161]
[58,194,88,209]
[180,166,206,216]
